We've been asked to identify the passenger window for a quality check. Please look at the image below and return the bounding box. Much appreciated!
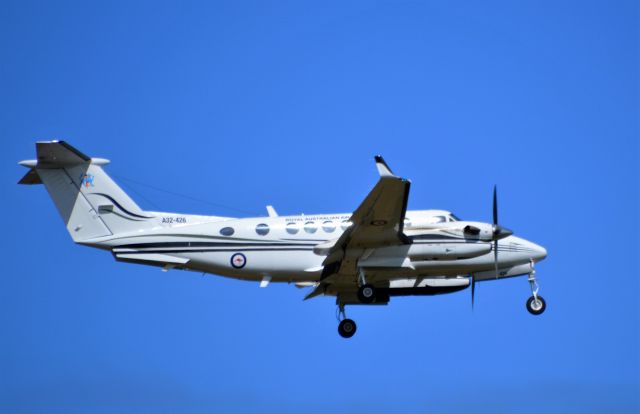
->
[220,227,234,236]
[286,222,299,235]
[255,223,270,236]
[304,221,317,234]
[322,221,336,233]
[340,220,352,231]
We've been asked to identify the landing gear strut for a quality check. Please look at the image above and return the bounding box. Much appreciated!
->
[526,260,546,315]
[337,303,357,338]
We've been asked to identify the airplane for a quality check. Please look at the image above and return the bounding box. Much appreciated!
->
[19,141,548,338]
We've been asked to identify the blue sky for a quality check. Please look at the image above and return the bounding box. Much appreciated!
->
[1,1,638,413]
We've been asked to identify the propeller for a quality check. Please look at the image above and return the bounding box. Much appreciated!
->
[492,185,513,277]
[471,185,513,309]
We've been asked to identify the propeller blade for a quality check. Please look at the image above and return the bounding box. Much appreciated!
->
[493,185,498,225]
[471,275,475,309]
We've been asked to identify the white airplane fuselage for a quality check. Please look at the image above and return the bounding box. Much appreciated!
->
[85,209,546,284]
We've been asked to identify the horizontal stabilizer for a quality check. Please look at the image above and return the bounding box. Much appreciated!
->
[18,168,42,185]
[19,140,154,243]
[35,140,91,167]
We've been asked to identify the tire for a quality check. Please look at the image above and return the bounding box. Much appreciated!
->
[357,284,376,304]
[526,295,546,315]
[338,318,357,338]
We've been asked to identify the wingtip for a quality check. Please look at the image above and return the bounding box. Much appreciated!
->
[374,155,395,177]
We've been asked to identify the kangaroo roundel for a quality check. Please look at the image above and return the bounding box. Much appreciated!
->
[230,253,247,269]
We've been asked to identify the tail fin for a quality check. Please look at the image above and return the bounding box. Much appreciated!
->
[19,141,156,242]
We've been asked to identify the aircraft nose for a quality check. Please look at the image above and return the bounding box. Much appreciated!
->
[531,242,547,262]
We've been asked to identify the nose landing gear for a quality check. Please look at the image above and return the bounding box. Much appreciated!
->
[526,295,546,315]
[526,260,546,315]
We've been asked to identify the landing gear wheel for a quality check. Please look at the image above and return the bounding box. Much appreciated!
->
[526,295,546,315]
[357,284,376,303]
[338,318,357,338]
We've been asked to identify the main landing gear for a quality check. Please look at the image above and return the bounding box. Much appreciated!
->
[337,303,356,338]
[336,271,378,337]
[526,260,546,315]
[356,269,376,304]
[357,284,376,303]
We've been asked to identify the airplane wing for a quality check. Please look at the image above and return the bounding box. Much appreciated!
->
[305,156,410,299]
[340,156,411,248]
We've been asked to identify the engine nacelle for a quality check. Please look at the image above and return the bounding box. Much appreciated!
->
[389,277,470,288]
[332,277,470,304]
[385,277,470,297]
[407,242,491,261]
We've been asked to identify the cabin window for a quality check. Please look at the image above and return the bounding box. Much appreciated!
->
[425,216,446,224]
[286,222,299,235]
[304,221,317,234]
[255,223,270,236]
[322,221,336,233]
[404,218,412,228]
[340,220,352,231]
[220,227,235,236]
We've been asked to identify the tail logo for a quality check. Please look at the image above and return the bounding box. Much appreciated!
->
[80,173,95,188]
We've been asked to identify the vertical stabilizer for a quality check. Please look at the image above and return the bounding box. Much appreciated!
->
[19,141,156,242]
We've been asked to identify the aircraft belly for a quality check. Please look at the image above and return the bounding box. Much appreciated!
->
[177,250,323,282]
[473,262,534,281]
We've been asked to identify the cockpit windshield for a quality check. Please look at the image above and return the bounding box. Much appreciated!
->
[449,214,461,222]
[424,215,446,224]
